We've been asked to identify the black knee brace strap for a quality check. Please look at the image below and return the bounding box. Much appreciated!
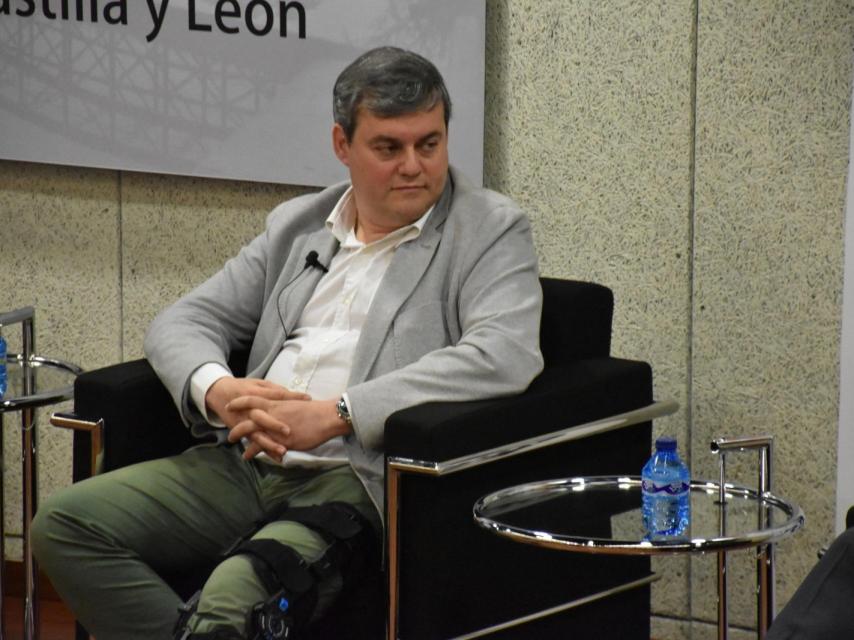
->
[236,540,316,596]
[273,502,377,584]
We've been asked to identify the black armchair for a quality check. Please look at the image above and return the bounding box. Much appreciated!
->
[52,278,675,639]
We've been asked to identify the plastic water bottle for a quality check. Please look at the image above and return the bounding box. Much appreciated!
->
[0,325,6,398]
[641,436,690,538]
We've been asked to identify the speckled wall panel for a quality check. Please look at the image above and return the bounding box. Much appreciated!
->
[120,173,316,360]
[692,0,854,631]
[484,0,696,622]
[0,160,120,558]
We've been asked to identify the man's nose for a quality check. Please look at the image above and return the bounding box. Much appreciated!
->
[398,147,422,176]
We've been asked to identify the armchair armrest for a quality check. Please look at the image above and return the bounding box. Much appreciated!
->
[71,359,194,476]
[383,356,674,640]
[385,357,662,465]
[68,350,252,477]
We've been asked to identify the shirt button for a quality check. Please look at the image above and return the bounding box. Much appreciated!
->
[291,377,303,387]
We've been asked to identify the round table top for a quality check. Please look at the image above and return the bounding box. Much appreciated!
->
[1,354,82,412]
[473,476,804,555]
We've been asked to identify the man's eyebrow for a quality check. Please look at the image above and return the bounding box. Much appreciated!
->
[367,130,444,145]
[368,135,401,145]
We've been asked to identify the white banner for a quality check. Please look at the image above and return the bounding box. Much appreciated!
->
[0,1,485,186]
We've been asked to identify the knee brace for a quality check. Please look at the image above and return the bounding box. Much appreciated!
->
[238,540,317,639]
[236,501,377,640]
[173,502,376,640]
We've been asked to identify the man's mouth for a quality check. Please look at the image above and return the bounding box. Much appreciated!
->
[393,185,425,191]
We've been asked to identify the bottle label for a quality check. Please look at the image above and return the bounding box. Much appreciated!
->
[642,479,689,495]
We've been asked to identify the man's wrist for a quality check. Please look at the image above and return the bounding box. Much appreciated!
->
[191,363,232,423]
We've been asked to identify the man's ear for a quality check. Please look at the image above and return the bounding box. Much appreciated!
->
[332,124,350,166]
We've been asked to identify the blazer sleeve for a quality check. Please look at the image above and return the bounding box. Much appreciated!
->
[142,214,276,425]
[345,204,544,452]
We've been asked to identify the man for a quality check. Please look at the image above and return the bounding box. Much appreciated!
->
[767,522,854,639]
[32,46,543,639]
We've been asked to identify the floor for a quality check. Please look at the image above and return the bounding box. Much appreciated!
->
[2,597,75,640]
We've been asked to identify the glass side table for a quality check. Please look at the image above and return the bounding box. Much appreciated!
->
[0,307,82,640]
[474,475,804,640]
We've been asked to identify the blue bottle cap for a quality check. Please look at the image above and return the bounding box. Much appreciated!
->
[655,436,677,451]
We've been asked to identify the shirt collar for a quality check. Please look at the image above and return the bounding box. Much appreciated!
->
[325,187,433,249]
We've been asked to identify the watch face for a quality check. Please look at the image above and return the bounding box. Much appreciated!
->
[337,398,351,422]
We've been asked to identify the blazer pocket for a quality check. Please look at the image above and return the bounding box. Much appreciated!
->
[392,301,450,367]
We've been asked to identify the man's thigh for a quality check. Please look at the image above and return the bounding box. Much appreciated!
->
[38,444,266,574]
[258,463,379,526]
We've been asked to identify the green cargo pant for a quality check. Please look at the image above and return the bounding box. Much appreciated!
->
[31,444,379,640]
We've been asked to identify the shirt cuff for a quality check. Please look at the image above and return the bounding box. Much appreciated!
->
[190,362,232,426]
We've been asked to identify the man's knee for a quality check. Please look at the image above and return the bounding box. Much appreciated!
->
[182,549,317,639]
[31,488,77,567]
[183,502,377,639]
[199,554,269,618]
[30,499,54,564]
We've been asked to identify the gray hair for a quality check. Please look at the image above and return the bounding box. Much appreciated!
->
[333,47,452,140]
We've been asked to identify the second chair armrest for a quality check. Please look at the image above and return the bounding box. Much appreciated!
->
[384,357,660,465]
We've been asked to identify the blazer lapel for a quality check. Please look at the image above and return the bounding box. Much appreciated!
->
[348,179,453,385]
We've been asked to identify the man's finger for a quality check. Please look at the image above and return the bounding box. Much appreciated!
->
[245,432,286,461]
[267,389,311,401]
[228,418,257,443]
[248,408,289,435]
[228,417,275,442]
[243,441,263,459]
[252,385,310,401]
[226,396,267,412]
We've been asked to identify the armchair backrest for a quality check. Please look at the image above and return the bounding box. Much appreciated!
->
[539,277,614,366]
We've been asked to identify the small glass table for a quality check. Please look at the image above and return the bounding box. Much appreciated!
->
[474,476,804,640]
[0,307,82,640]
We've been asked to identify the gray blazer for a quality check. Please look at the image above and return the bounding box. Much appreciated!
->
[144,168,544,514]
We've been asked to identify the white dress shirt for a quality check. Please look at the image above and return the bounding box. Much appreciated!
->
[190,187,431,467]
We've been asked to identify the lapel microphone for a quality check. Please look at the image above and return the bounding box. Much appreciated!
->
[305,250,329,273]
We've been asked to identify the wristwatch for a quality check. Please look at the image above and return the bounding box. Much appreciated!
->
[336,396,352,426]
